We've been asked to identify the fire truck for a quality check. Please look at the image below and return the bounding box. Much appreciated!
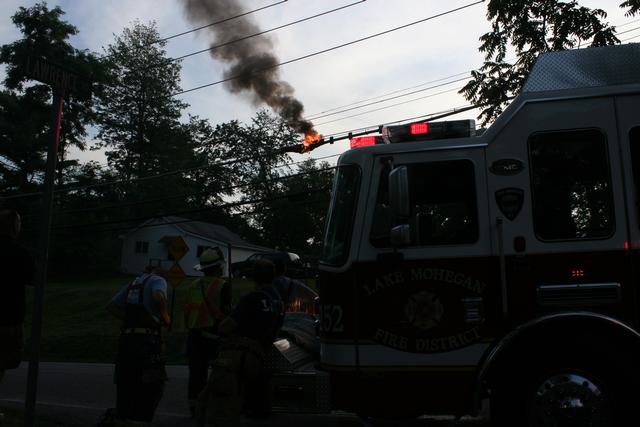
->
[286,43,640,426]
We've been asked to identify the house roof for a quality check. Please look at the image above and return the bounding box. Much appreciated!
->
[127,216,272,252]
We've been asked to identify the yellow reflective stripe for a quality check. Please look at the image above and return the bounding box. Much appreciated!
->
[184,277,227,329]
[122,328,159,335]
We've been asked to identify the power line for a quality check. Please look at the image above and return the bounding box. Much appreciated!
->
[165,0,367,64]
[622,33,640,42]
[614,25,640,37]
[305,17,640,124]
[170,0,486,98]
[616,17,640,28]
[19,104,478,225]
[58,191,330,236]
[315,104,477,145]
[50,185,332,232]
[159,0,289,44]
[314,86,464,127]
[0,149,338,201]
[308,77,468,121]
[100,0,289,60]
[10,4,632,201]
[55,164,336,215]
[305,71,471,118]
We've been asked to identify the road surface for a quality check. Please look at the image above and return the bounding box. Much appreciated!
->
[0,362,488,426]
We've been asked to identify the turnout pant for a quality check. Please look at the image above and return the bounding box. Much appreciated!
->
[114,332,166,423]
[0,325,23,371]
[196,338,265,427]
[187,329,220,410]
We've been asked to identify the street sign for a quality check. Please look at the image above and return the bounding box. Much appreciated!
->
[24,56,92,99]
[167,262,187,289]
[168,236,189,261]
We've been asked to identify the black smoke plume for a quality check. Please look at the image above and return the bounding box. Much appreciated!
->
[182,0,315,135]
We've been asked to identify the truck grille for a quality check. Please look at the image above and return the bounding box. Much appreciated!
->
[536,283,621,307]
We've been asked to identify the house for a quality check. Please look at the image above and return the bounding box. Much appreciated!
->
[120,216,272,277]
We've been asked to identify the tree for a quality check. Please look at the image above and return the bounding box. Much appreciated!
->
[275,159,333,257]
[461,0,620,126]
[0,2,102,189]
[227,111,300,241]
[621,0,640,16]
[214,111,333,255]
[94,21,202,218]
[0,89,49,195]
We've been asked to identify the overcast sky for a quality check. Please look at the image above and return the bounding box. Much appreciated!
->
[1,0,637,166]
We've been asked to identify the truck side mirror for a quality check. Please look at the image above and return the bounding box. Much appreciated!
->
[389,166,410,219]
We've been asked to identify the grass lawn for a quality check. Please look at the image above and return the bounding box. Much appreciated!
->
[23,275,260,364]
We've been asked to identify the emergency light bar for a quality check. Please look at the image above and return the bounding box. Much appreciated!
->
[383,119,476,144]
[350,135,385,149]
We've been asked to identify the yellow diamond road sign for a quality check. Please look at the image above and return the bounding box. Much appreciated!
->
[168,236,189,261]
[167,262,186,288]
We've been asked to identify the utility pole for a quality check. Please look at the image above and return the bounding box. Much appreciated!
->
[22,56,92,427]
[24,88,64,427]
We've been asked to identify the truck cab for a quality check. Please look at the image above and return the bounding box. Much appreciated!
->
[318,43,640,425]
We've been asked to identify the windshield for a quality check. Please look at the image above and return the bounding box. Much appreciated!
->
[321,165,361,266]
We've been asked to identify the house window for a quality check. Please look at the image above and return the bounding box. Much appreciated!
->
[197,245,211,257]
[135,241,149,254]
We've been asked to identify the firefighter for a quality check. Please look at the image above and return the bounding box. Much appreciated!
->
[106,266,170,426]
[196,259,284,427]
[184,247,232,417]
[272,257,304,311]
[0,209,35,421]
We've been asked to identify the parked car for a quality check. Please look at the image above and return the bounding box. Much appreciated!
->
[231,251,308,279]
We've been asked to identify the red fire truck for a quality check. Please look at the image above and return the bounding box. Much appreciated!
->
[313,43,640,426]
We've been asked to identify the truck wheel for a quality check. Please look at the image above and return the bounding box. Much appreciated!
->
[490,346,635,427]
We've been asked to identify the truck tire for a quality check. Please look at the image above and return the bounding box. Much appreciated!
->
[489,343,636,427]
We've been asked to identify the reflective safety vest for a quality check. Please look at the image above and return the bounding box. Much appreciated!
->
[185,276,226,330]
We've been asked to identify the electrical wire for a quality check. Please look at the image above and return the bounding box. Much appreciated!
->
[617,17,640,28]
[304,17,639,124]
[307,77,468,121]
[170,0,486,98]
[50,185,332,231]
[100,0,289,60]
[164,0,367,64]
[55,165,336,215]
[59,192,330,236]
[305,71,471,118]
[622,33,640,42]
[314,86,464,127]
[318,104,476,142]
[614,25,640,37]
[159,0,289,44]
[8,7,635,202]
[0,150,338,201]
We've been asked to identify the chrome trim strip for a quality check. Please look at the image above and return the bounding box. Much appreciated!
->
[536,283,621,306]
[537,282,620,290]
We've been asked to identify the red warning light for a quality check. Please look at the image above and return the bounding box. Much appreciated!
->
[410,123,430,135]
[571,268,585,278]
[350,136,378,149]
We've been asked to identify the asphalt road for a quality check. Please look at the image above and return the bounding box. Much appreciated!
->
[0,362,488,426]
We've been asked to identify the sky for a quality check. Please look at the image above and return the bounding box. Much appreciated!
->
[1,0,637,167]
